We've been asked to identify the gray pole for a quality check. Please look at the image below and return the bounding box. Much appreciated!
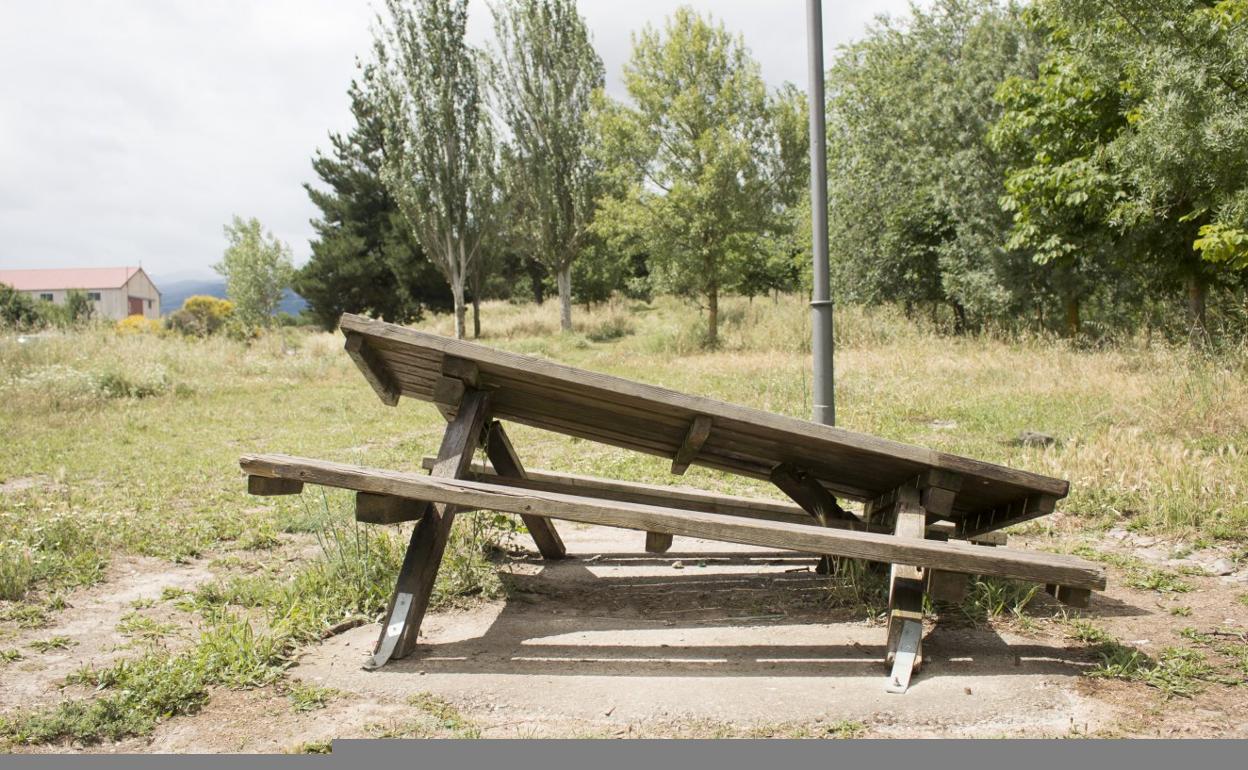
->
[807,0,834,426]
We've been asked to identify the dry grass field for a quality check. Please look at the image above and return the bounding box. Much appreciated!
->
[1,294,1247,748]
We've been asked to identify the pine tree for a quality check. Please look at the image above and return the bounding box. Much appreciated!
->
[296,72,451,331]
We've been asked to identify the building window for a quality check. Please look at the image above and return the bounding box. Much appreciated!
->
[147,299,152,309]
[39,293,53,302]
[87,292,101,301]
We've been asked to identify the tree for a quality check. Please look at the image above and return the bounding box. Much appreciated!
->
[993,0,1248,339]
[488,0,605,332]
[370,0,498,339]
[214,216,294,328]
[825,0,1046,332]
[594,8,779,344]
[297,71,452,331]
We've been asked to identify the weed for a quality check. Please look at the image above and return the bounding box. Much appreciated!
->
[1125,568,1191,594]
[290,740,333,754]
[27,636,75,653]
[408,693,480,738]
[1,648,22,664]
[959,578,1040,624]
[1169,606,1193,617]
[288,683,339,713]
[0,602,48,628]
[116,611,178,641]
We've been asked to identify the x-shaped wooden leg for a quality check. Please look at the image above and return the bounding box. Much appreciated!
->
[366,389,493,669]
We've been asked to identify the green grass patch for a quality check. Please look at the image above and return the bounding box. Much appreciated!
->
[287,682,339,713]
[27,635,75,653]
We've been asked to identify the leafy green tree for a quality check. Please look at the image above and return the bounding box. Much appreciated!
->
[825,0,1045,331]
[593,8,780,344]
[370,0,498,339]
[994,0,1248,338]
[489,0,605,332]
[297,72,451,331]
[214,216,295,328]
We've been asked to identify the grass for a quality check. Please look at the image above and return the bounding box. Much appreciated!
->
[286,683,339,713]
[27,635,75,653]
[2,294,1248,743]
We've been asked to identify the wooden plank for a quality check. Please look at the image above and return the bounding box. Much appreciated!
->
[645,531,674,553]
[247,475,303,496]
[483,421,566,560]
[421,457,835,529]
[1045,584,1091,608]
[343,332,399,406]
[365,390,492,668]
[671,415,713,475]
[355,491,426,525]
[240,453,1107,590]
[338,314,1072,506]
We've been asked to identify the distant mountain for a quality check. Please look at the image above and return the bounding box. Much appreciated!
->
[154,277,307,317]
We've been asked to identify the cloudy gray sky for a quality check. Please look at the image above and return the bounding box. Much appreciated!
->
[0,0,913,280]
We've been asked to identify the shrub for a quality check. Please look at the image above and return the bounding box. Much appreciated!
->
[115,315,161,335]
[0,283,39,329]
[166,296,234,337]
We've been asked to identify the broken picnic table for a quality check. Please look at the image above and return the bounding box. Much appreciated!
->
[240,312,1105,694]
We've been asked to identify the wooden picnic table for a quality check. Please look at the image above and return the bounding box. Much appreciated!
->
[240,313,1104,694]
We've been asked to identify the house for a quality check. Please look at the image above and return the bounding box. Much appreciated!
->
[0,266,162,321]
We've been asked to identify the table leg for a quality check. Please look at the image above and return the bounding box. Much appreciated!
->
[484,421,566,560]
[885,485,927,693]
[366,390,492,670]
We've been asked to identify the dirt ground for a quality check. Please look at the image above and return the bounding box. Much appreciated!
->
[4,522,1248,750]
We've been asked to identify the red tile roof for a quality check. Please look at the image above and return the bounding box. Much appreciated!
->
[0,267,143,291]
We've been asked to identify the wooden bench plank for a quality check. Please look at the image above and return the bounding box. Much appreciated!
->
[240,453,1107,591]
[421,457,823,528]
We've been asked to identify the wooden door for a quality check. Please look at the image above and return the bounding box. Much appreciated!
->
[128,296,144,316]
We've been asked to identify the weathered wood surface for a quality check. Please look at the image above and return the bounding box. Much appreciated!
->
[886,487,926,668]
[645,531,674,553]
[247,475,303,496]
[671,415,713,475]
[338,313,1068,533]
[421,457,824,528]
[367,390,492,667]
[483,422,566,560]
[355,491,425,525]
[343,332,400,406]
[240,453,1106,590]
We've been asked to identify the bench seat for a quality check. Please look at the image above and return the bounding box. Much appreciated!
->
[241,453,1105,591]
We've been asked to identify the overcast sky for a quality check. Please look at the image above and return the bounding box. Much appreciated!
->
[0,0,913,280]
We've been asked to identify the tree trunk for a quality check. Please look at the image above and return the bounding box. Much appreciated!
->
[472,294,481,339]
[451,277,466,340]
[1062,294,1080,338]
[706,286,718,347]
[1186,273,1208,347]
[556,265,573,333]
